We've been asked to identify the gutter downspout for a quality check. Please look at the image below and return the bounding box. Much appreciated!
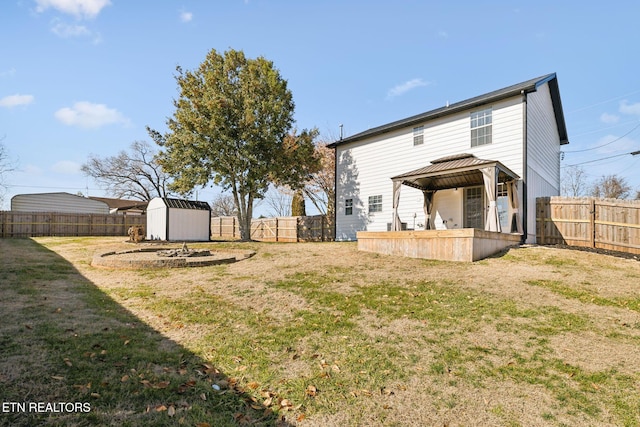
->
[521,90,528,244]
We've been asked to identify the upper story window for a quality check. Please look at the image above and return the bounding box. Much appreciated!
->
[413,126,424,146]
[368,195,382,213]
[345,198,353,215]
[470,108,492,147]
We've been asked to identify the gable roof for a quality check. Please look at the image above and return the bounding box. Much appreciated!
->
[163,198,211,210]
[329,73,568,147]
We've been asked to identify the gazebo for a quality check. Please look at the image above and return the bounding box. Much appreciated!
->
[357,153,524,262]
[390,153,523,234]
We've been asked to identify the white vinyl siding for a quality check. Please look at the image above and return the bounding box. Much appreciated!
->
[334,96,525,240]
[525,83,562,243]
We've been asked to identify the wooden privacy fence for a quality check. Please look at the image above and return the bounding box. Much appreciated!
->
[211,215,334,242]
[536,197,640,254]
[0,211,146,238]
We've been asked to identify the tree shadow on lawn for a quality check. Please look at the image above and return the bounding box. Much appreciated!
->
[0,238,292,427]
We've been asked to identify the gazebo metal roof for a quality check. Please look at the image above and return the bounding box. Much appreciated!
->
[391,153,520,191]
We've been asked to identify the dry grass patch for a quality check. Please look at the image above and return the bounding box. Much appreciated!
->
[2,237,640,426]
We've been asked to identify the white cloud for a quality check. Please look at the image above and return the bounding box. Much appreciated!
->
[437,31,448,38]
[51,160,81,174]
[600,112,619,124]
[387,78,430,98]
[49,19,102,43]
[0,94,35,108]
[51,19,90,37]
[54,101,130,129]
[619,100,640,116]
[180,10,193,23]
[34,0,111,19]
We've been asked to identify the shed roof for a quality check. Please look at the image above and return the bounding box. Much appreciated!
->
[329,73,568,147]
[163,198,211,210]
[391,154,519,191]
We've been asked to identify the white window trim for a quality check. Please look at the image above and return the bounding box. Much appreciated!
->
[470,108,492,147]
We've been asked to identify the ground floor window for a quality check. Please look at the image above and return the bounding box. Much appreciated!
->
[368,195,382,213]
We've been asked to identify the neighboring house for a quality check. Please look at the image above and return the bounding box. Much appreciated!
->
[88,197,148,215]
[330,73,569,243]
[11,192,110,214]
[146,197,211,241]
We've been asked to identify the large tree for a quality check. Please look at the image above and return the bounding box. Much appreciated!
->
[590,174,631,199]
[148,48,318,240]
[303,139,335,223]
[81,140,171,201]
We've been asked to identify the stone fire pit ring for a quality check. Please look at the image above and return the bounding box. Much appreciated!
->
[92,246,255,269]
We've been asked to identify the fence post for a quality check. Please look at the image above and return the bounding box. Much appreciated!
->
[589,198,596,249]
[275,217,279,242]
[537,198,545,245]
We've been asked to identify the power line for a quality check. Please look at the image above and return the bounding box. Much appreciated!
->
[563,149,640,167]
[566,88,640,114]
[563,121,640,153]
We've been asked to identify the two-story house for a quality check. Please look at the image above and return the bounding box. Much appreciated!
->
[330,73,569,244]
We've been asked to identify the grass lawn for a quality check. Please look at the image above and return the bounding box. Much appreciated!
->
[1,237,639,426]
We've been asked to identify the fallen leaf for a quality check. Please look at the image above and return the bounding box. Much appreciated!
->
[24,324,33,330]
[306,385,318,397]
[124,340,130,346]
[51,375,64,381]
[167,406,176,417]
[90,392,100,398]
[297,414,306,422]
[280,399,293,408]
[200,393,206,401]
[63,358,73,367]
[155,405,167,412]
[155,381,170,389]
[196,423,211,427]
[247,381,259,389]
[121,375,129,382]
[263,397,273,407]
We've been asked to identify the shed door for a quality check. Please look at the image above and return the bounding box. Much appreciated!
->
[464,186,484,229]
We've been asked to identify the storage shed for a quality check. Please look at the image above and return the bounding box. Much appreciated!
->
[11,192,110,214]
[146,197,211,241]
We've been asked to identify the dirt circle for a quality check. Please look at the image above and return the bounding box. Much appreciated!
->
[92,246,255,269]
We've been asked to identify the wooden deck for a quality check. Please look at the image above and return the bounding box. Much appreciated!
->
[357,229,522,262]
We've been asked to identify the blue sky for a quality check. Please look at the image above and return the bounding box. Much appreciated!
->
[2,0,640,212]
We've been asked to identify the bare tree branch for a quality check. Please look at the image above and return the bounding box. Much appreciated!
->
[81,141,173,201]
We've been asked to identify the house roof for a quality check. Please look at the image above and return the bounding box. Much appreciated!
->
[88,197,148,210]
[391,153,520,191]
[163,198,211,210]
[329,73,568,147]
